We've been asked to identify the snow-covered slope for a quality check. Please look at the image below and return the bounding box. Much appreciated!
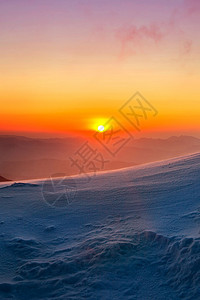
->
[0,153,199,299]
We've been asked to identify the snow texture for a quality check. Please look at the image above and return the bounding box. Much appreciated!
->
[0,153,199,299]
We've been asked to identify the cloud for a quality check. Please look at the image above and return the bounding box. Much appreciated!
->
[184,0,200,16]
[181,39,193,55]
[116,23,165,58]
[116,9,194,61]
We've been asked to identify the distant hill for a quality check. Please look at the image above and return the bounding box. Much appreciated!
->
[0,135,199,180]
[0,175,11,182]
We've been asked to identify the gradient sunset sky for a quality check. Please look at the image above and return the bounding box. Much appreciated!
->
[0,0,200,137]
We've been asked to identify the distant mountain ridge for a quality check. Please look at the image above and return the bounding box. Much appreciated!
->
[0,175,11,182]
[0,135,199,180]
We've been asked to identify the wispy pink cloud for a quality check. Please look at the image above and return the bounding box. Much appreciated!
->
[116,7,194,61]
[116,23,164,58]
[184,0,200,15]
[181,39,193,56]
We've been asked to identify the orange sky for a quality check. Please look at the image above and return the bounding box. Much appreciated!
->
[0,0,200,137]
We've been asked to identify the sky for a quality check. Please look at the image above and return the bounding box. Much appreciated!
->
[0,0,200,137]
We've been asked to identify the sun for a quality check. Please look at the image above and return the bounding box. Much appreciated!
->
[89,118,107,132]
[98,125,105,132]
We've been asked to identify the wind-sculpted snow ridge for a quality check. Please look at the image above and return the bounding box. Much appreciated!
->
[0,226,199,300]
[0,153,199,299]
[0,182,39,189]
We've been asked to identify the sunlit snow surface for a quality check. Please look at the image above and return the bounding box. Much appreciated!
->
[0,153,199,299]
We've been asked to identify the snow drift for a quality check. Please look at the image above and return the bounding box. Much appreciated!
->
[0,153,199,299]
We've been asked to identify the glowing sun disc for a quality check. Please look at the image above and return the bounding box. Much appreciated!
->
[98,125,104,132]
